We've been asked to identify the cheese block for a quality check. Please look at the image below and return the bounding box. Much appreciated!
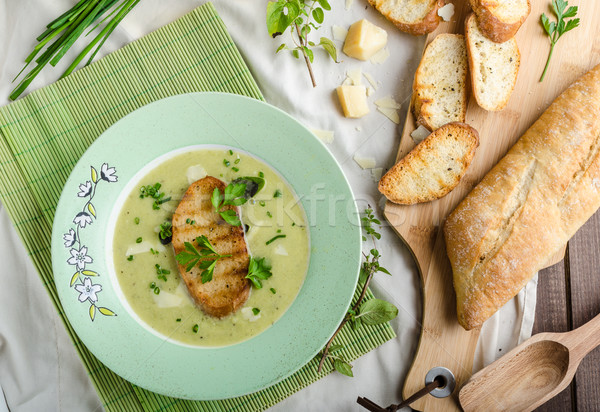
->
[337,85,369,118]
[343,19,387,61]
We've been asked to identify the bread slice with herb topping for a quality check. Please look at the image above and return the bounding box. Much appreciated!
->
[367,0,445,36]
[378,122,479,204]
[469,0,530,43]
[412,34,468,131]
[466,13,520,111]
[172,176,250,318]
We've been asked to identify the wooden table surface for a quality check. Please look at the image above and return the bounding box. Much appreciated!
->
[533,210,600,411]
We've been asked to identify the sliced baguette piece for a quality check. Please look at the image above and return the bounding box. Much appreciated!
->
[469,0,531,43]
[378,122,479,204]
[466,13,520,111]
[367,0,444,36]
[412,34,468,131]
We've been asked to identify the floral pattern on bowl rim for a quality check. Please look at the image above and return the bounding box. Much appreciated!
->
[63,163,119,321]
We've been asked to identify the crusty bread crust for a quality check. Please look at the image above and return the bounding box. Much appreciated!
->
[444,64,600,330]
[368,0,444,36]
[172,176,250,318]
[412,33,468,131]
[379,122,479,204]
[469,0,531,43]
[465,13,520,111]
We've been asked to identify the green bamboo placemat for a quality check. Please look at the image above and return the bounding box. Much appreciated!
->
[0,3,395,411]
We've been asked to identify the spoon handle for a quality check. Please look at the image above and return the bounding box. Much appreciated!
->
[563,313,600,362]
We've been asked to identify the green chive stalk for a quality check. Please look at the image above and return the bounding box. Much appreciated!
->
[10,0,140,100]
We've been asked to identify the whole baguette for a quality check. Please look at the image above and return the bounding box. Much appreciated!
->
[444,63,600,330]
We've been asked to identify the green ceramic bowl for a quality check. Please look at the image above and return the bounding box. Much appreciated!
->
[51,93,360,400]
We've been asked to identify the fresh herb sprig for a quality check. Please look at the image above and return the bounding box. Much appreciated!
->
[266,0,337,87]
[10,0,140,100]
[540,0,580,82]
[175,235,231,283]
[317,207,398,377]
[211,183,247,226]
[245,257,273,288]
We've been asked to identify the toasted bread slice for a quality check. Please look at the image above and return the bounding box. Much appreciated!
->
[367,0,444,36]
[379,122,479,204]
[172,176,250,318]
[469,0,530,43]
[466,13,520,111]
[413,34,468,131]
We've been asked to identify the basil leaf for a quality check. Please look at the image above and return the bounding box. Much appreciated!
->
[377,266,391,276]
[359,299,398,325]
[303,46,314,63]
[317,0,331,10]
[266,0,299,38]
[328,344,344,353]
[233,176,265,197]
[312,8,324,24]
[319,37,337,62]
[333,359,353,377]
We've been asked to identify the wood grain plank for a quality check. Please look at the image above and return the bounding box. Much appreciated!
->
[533,258,573,411]
[566,210,600,412]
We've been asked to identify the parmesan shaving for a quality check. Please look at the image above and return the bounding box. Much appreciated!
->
[363,72,378,90]
[369,48,390,64]
[411,125,431,144]
[345,0,353,10]
[341,77,353,86]
[125,241,166,256]
[152,283,187,308]
[376,107,400,124]
[186,164,207,184]
[374,96,401,109]
[310,128,335,144]
[242,307,262,322]
[347,68,362,85]
[332,25,348,42]
[354,155,377,169]
[438,3,455,21]
[367,87,375,97]
[371,167,383,182]
[275,244,288,256]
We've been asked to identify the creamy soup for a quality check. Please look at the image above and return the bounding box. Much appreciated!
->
[112,148,309,346]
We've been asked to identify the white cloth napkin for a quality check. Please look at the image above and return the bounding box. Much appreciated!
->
[0,0,537,410]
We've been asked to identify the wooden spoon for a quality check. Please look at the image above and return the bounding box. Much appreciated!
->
[459,313,600,411]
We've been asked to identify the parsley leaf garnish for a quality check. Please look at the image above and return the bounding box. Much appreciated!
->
[540,0,580,82]
[175,235,231,283]
[245,257,273,289]
[211,182,248,226]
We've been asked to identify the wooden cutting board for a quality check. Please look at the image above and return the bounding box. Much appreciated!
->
[383,1,600,410]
